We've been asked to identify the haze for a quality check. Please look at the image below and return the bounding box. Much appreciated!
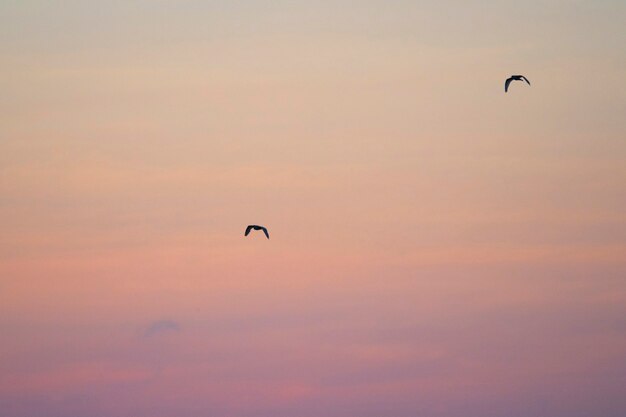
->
[1,1,625,416]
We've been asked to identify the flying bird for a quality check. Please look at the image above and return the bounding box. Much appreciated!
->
[245,225,269,239]
[505,75,530,92]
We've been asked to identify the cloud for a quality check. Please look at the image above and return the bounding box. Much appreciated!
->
[143,320,181,337]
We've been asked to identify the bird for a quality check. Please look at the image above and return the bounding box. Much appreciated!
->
[505,75,530,92]
[245,225,269,239]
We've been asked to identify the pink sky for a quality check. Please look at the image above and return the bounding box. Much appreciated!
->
[1,1,625,416]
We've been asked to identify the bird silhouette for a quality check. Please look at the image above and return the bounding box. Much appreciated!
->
[505,75,530,92]
[245,225,269,239]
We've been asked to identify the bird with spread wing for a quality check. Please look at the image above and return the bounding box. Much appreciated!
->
[505,75,530,92]
[245,225,270,239]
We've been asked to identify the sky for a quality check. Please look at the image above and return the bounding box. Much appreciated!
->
[1,1,625,416]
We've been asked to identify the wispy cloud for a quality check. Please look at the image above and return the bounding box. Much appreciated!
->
[143,320,181,337]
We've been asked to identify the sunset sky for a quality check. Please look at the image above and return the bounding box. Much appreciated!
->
[1,1,625,416]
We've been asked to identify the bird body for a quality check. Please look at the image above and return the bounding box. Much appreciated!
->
[505,75,530,92]
[245,225,269,239]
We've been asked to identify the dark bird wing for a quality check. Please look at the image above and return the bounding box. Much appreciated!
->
[261,227,270,239]
[505,77,513,92]
[521,76,530,85]
[245,225,253,236]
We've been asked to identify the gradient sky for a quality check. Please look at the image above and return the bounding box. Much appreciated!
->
[1,1,625,416]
